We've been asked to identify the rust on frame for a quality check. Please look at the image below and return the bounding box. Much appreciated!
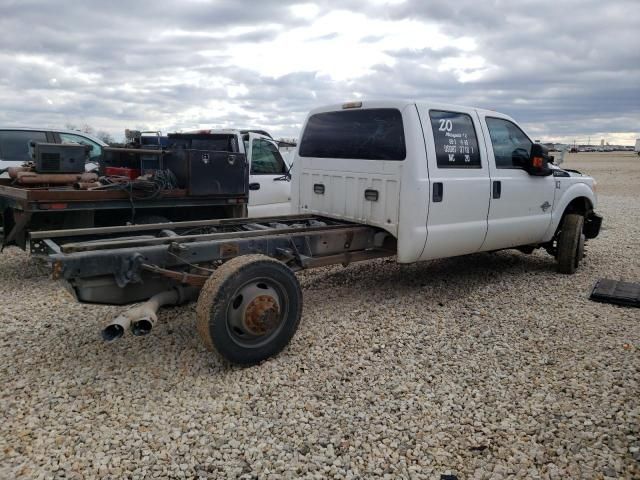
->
[52,260,64,280]
[220,242,240,258]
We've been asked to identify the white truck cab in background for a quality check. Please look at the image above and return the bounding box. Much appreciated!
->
[292,100,602,273]
[189,129,292,217]
[242,131,292,217]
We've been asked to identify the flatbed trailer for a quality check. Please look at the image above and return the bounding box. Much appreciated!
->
[0,178,246,250]
[33,215,395,363]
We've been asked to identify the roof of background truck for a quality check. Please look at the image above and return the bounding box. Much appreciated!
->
[181,128,273,139]
[0,126,108,145]
[305,100,514,121]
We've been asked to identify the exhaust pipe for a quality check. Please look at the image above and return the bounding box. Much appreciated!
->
[130,286,199,336]
[101,314,132,342]
[101,286,199,341]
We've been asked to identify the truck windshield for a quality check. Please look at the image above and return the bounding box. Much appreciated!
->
[299,108,406,160]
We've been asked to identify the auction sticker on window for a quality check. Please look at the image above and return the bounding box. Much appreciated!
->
[429,110,481,168]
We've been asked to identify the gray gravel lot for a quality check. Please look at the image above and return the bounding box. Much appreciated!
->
[1,152,638,479]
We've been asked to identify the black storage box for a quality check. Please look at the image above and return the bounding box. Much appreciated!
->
[165,149,248,196]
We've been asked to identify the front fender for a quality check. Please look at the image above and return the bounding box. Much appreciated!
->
[542,183,597,242]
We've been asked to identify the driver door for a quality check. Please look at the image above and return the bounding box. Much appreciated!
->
[245,133,291,217]
[477,112,556,251]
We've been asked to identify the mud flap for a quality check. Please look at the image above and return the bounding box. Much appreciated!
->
[590,278,640,308]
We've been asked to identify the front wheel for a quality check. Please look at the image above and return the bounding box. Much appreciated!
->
[556,214,585,274]
[196,254,302,364]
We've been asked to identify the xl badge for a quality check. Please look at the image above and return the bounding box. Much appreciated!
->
[202,153,210,164]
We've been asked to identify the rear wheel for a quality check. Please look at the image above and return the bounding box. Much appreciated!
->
[196,254,302,364]
[556,214,585,274]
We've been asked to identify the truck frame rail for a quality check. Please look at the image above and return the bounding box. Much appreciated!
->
[33,215,395,305]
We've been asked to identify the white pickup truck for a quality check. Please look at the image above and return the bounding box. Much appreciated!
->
[293,100,602,273]
[38,100,602,364]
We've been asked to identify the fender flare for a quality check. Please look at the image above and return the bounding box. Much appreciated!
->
[543,183,596,242]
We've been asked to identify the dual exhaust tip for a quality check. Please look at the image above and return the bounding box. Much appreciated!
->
[101,314,156,342]
[100,286,199,343]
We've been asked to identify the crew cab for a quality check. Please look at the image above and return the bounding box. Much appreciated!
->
[37,100,602,365]
[293,100,602,274]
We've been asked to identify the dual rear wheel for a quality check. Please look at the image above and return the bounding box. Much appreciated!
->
[196,255,302,364]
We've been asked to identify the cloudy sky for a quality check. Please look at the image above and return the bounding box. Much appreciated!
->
[1,0,638,144]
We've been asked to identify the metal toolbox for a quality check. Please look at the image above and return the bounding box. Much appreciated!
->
[166,149,248,196]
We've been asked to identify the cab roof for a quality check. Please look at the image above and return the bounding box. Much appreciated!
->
[306,100,511,120]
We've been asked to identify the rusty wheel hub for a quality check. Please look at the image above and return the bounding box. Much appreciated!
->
[227,280,284,344]
[244,295,280,335]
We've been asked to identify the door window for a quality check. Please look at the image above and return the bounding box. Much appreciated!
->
[429,110,481,168]
[59,133,103,161]
[250,139,287,174]
[485,117,533,169]
[0,130,47,161]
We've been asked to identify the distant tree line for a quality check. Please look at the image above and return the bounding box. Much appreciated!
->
[65,123,115,144]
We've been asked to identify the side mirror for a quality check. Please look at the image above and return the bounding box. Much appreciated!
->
[528,143,552,176]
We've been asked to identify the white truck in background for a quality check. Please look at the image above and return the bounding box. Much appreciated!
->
[635,138,640,155]
[36,100,602,365]
[242,130,292,217]
[181,129,292,217]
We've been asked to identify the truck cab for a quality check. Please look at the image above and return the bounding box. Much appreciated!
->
[242,131,291,217]
[187,129,291,217]
[293,100,601,272]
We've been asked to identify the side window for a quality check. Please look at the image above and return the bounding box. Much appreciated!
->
[250,139,286,174]
[0,130,47,161]
[429,110,481,168]
[59,133,102,161]
[485,118,533,169]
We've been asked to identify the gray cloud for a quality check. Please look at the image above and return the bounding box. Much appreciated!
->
[0,0,638,143]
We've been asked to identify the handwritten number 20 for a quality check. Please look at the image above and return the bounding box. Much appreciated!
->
[438,119,453,132]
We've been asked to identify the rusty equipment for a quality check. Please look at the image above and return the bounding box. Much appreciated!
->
[15,172,98,186]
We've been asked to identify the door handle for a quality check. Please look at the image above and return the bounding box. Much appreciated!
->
[492,181,501,199]
[432,182,443,202]
[249,182,260,191]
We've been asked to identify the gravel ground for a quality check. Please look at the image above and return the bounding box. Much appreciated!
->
[1,152,638,479]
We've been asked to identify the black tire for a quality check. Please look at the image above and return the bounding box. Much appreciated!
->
[196,254,302,364]
[134,215,170,225]
[556,213,585,274]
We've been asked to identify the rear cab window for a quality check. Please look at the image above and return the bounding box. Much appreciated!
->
[429,110,481,168]
[299,108,406,160]
[0,130,47,162]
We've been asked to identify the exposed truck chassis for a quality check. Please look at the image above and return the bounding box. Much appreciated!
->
[33,216,395,363]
